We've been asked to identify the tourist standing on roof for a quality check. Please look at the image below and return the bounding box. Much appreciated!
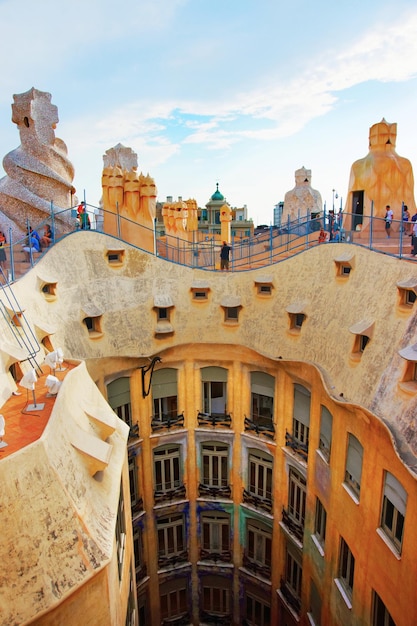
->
[220,241,231,270]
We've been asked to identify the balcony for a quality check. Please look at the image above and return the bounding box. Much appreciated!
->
[242,488,273,514]
[158,550,189,569]
[131,496,144,516]
[197,411,232,428]
[281,507,304,543]
[200,612,232,625]
[199,548,232,564]
[285,429,308,461]
[154,484,186,505]
[128,422,140,441]
[198,483,231,499]
[151,411,185,433]
[242,552,271,580]
[135,562,147,583]
[279,578,301,614]
[244,415,275,440]
[162,612,191,626]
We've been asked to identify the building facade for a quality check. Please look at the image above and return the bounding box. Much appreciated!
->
[1,232,415,625]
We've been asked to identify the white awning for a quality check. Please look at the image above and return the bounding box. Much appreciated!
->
[399,342,417,362]
[34,321,56,336]
[191,280,210,290]
[286,301,306,314]
[397,278,417,291]
[0,342,28,361]
[220,295,241,308]
[37,272,59,284]
[81,304,103,317]
[154,294,174,308]
[334,252,355,264]
[349,320,375,338]
[254,274,274,284]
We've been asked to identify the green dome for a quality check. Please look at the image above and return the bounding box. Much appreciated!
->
[211,183,224,201]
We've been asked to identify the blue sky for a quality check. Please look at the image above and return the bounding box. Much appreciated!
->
[0,0,416,225]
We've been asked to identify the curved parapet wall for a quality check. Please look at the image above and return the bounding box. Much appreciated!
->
[0,87,76,239]
[6,230,417,461]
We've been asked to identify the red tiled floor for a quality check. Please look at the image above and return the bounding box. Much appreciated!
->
[0,362,73,459]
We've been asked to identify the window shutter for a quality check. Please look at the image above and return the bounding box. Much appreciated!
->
[107,377,131,408]
[201,366,228,382]
[294,384,311,426]
[346,434,363,483]
[320,406,333,447]
[251,371,275,397]
[152,368,178,399]
[385,471,407,515]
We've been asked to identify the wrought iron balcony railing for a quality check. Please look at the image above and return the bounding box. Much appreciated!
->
[154,483,186,505]
[242,488,273,514]
[198,483,231,499]
[280,578,301,614]
[162,612,191,626]
[281,507,304,543]
[135,563,147,583]
[200,611,232,625]
[158,549,189,569]
[151,411,185,433]
[242,552,271,580]
[131,496,144,516]
[285,429,308,461]
[197,411,232,428]
[199,548,232,564]
[244,415,275,440]
[128,422,139,440]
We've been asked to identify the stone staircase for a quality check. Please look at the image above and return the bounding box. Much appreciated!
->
[1,245,44,282]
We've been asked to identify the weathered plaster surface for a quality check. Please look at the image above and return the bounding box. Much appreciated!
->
[5,231,417,462]
[0,361,128,624]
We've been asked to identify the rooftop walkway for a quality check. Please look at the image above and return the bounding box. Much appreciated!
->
[1,206,416,280]
[0,361,73,459]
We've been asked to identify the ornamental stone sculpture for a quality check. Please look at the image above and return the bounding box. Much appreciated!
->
[282,167,322,224]
[0,88,76,239]
[101,143,156,253]
[345,119,416,232]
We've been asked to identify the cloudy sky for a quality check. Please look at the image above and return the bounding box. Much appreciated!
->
[0,0,416,225]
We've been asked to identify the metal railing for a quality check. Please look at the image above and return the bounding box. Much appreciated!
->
[154,483,186,505]
[151,411,185,433]
[281,507,304,543]
[242,488,273,514]
[285,430,309,461]
[242,552,271,580]
[2,201,416,282]
[244,415,275,440]
[199,548,232,564]
[198,483,232,499]
[197,411,232,428]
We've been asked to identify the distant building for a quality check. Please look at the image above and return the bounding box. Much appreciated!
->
[273,200,284,227]
[198,183,253,239]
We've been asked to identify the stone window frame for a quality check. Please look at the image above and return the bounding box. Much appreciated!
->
[334,252,355,279]
[106,248,125,267]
